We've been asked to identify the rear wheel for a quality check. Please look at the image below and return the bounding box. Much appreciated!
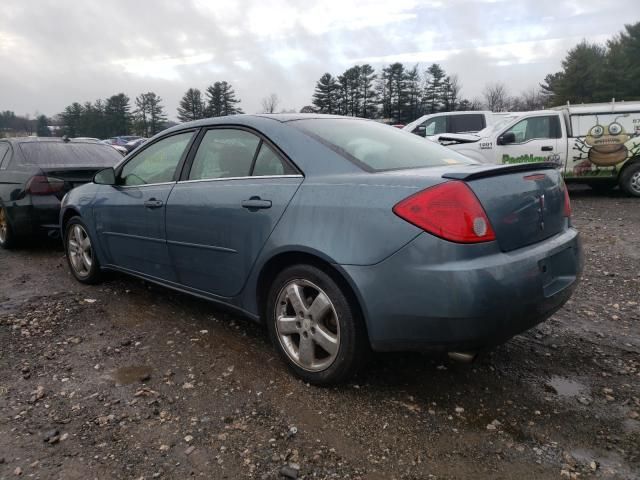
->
[64,217,102,284]
[0,206,16,249]
[620,162,640,197]
[266,264,368,385]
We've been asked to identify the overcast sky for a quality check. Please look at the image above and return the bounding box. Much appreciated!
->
[1,0,638,120]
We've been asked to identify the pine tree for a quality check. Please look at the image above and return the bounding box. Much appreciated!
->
[36,115,50,137]
[405,65,422,121]
[61,102,83,137]
[104,93,131,136]
[205,82,243,117]
[177,88,205,122]
[379,63,408,122]
[134,92,167,137]
[424,64,446,113]
[360,64,377,118]
[441,75,461,112]
[312,73,339,114]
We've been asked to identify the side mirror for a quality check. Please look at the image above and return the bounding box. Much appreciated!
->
[498,131,516,145]
[413,125,427,137]
[93,167,116,185]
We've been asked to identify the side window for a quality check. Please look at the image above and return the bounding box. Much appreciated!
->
[252,143,296,176]
[189,129,260,180]
[504,116,557,143]
[424,117,447,136]
[0,143,10,169]
[120,132,193,186]
[450,114,485,133]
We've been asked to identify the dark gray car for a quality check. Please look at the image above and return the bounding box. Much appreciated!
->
[0,137,122,248]
[59,114,583,384]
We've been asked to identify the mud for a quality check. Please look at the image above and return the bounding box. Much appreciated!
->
[0,187,638,479]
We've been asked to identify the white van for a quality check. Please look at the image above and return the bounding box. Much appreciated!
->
[403,111,509,138]
[438,102,640,196]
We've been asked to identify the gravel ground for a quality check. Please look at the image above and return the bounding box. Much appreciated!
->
[0,187,638,479]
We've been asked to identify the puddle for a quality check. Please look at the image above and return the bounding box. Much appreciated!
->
[545,376,587,397]
[111,366,152,385]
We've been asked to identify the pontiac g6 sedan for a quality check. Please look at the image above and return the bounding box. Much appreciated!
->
[60,114,583,385]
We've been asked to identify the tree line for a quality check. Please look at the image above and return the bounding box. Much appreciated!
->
[1,21,638,138]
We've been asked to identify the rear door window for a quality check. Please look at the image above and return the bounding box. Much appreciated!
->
[450,114,485,133]
[252,143,296,176]
[188,129,260,180]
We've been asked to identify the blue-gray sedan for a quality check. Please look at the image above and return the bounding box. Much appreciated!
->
[60,114,583,385]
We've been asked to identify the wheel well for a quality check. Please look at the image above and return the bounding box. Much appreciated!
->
[619,156,640,179]
[61,208,80,233]
[256,251,369,334]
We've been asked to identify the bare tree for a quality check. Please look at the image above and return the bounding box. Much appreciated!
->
[261,93,280,114]
[482,82,510,112]
[511,87,545,111]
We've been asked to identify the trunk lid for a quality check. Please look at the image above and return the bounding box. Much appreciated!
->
[443,163,566,252]
[40,167,101,200]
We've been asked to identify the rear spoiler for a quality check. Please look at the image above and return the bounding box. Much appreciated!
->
[443,162,558,181]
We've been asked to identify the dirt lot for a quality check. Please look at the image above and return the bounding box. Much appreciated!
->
[0,187,638,480]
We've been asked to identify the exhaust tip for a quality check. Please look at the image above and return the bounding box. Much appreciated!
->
[447,351,477,363]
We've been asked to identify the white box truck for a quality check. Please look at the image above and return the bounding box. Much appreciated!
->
[437,102,640,196]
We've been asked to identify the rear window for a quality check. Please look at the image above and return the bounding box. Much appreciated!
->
[291,118,473,172]
[450,114,485,133]
[18,142,122,167]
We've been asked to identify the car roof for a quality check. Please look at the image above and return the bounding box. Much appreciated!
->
[0,137,110,145]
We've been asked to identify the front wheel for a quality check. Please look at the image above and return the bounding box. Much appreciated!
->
[0,206,16,249]
[64,217,102,284]
[266,264,368,385]
[620,162,640,197]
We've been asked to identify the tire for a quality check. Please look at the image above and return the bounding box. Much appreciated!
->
[0,206,16,249]
[64,216,102,284]
[620,162,640,197]
[265,264,369,385]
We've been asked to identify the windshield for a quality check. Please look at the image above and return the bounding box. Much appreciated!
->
[476,115,521,137]
[291,118,474,172]
[19,142,123,167]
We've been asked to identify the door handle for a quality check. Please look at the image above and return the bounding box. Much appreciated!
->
[144,198,164,209]
[541,146,553,151]
[241,196,272,210]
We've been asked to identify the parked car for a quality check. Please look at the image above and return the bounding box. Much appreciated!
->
[104,135,142,146]
[100,140,128,156]
[60,114,582,384]
[437,101,640,196]
[124,138,147,153]
[0,137,122,248]
[403,111,510,138]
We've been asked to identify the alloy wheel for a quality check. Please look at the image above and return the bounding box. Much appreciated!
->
[630,170,640,195]
[275,279,340,372]
[0,208,7,244]
[67,224,93,277]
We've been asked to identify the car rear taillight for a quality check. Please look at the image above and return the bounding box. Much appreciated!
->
[393,181,496,243]
[563,185,571,218]
[25,175,65,195]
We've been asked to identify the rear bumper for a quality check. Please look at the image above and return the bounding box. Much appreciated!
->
[341,227,583,352]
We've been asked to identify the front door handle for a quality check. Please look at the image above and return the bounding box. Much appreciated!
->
[541,146,553,151]
[144,198,164,209]
[241,196,272,210]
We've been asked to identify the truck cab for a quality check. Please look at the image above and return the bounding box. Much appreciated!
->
[403,111,509,138]
[440,103,640,196]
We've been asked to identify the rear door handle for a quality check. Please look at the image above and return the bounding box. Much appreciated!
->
[541,146,553,151]
[241,196,272,210]
[144,198,164,209]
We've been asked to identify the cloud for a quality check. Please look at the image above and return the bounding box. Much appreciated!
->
[0,0,636,120]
